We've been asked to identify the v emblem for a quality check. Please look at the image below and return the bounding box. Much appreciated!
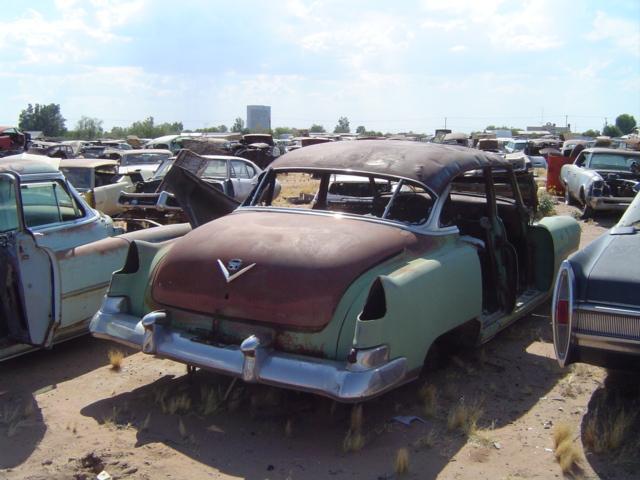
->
[217,259,256,283]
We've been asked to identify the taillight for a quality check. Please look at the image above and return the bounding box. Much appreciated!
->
[555,299,569,325]
[552,262,574,367]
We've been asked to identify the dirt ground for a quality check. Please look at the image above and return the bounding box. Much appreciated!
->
[1,198,638,480]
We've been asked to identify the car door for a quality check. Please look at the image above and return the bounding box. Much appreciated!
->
[0,173,57,347]
[19,176,126,330]
[230,160,259,201]
[93,165,133,216]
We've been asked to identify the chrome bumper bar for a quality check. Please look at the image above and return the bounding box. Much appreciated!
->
[90,301,409,402]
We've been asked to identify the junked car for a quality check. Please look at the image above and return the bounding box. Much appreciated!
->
[106,149,172,179]
[552,192,640,371]
[0,127,28,157]
[117,150,268,228]
[0,156,189,361]
[59,159,136,217]
[91,141,580,401]
[561,147,640,218]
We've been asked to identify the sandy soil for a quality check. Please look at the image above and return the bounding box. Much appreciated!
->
[1,197,638,480]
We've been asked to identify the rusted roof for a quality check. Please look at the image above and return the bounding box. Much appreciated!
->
[270,139,507,195]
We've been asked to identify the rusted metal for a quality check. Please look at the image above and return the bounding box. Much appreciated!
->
[272,140,507,195]
[151,210,426,331]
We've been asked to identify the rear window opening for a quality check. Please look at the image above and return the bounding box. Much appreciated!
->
[249,170,434,226]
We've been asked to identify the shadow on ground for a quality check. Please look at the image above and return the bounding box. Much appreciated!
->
[581,370,640,480]
[0,336,136,469]
[80,309,570,479]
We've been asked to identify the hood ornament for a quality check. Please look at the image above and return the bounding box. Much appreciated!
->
[217,258,256,283]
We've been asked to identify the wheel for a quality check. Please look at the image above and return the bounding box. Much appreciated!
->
[581,202,594,220]
[579,190,594,219]
[564,185,575,206]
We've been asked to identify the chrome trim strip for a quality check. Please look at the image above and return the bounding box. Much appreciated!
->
[575,333,640,355]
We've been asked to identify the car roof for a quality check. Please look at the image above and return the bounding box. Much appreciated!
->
[59,159,119,168]
[123,149,172,155]
[272,140,507,195]
[583,147,640,156]
[0,155,60,176]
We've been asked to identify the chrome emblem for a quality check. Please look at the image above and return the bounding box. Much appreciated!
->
[228,259,243,271]
[217,258,256,283]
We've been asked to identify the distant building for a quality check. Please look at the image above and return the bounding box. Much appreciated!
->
[526,122,570,135]
[247,105,271,131]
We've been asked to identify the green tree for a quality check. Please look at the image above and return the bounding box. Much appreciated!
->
[602,124,622,137]
[615,114,637,135]
[334,116,350,134]
[18,103,67,136]
[274,126,294,137]
[582,129,600,137]
[231,117,245,133]
[356,125,366,134]
[72,116,104,140]
[309,124,325,133]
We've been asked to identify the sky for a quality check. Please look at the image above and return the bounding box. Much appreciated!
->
[1,0,639,134]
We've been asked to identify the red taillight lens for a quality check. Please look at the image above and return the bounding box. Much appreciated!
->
[556,299,569,325]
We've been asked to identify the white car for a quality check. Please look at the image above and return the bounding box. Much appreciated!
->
[561,147,640,218]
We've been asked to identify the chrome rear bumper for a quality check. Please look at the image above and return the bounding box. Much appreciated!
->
[90,300,409,402]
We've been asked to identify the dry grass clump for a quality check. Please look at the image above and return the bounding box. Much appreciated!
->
[107,349,125,371]
[447,398,483,436]
[101,405,120,428]
[394,447,410,475]
[166,393,192,415]
[418,383,437,418]
[1,401,36,437]
[343,404,365,452]
[413,430,437,450]
[552,423,583,477]
[178,417,187,439]
[200,385,223,416]
[583,406,636,453]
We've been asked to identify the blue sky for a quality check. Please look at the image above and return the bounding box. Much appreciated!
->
[1,0,639,134]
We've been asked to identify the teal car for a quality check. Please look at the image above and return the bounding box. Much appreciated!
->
[0,155,189,361]
[90,141,580,401]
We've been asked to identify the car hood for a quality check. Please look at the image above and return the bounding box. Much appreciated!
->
[151,210,423,331]
[583,231,640,307]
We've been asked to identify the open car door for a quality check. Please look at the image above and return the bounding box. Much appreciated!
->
[0,173,57,346]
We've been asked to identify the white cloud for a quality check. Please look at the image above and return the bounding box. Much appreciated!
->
[421,18,466,32]
[449,45,467,53]
[587,11,640,57]
[0,1,146,64]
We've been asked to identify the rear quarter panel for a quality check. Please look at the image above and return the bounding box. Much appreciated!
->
[348,239,483,373]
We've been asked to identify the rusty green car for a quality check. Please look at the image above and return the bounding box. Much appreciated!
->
[91,141,580,401]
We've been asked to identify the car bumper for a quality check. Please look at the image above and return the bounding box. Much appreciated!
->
[90,300,409,402]
[568,304,640,365]
[587,196,634,211]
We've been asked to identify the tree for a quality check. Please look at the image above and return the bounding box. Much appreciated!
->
[582,129,600,138]
[18,103,67,136]
[73,116,103,140]
[602,124,622,137]
[309,124,325,133]
[231,117,245,133]
[356,125,366,134]
[334,116,350,134]
[615,114,637,135]
[274,126,294,137]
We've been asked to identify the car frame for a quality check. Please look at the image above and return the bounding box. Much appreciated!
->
[90,140,580,402]
[552,192,640,370]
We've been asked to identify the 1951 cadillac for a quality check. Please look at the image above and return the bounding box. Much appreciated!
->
[91,141,580,401]
[552,192,640,371]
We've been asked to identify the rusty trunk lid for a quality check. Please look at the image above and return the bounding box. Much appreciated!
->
[151,210,420,331]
